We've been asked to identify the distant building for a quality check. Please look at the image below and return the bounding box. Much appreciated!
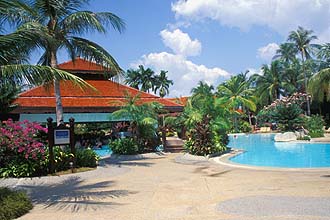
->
[12,58,183,123]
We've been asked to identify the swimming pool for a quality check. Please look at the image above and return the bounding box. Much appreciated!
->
[93,145,112,157]
[228,134,330,168]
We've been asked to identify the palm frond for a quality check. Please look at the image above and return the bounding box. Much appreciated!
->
[69,37,123,76]
[1,64,92,89]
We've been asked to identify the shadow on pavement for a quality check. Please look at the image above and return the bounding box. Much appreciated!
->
[20,176,137,212]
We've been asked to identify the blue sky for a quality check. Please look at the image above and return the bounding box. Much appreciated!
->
[58,0,330,97]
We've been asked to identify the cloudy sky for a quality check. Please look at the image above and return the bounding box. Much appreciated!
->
[62,0,330,97]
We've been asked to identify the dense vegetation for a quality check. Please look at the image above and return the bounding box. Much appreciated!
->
[0,119,99,177]
[0,187,32,220]
[1,2,329,157]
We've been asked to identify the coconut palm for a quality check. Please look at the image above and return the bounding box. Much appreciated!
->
[308,68,330,103]
[317,43,330,69]
[125,68,141,89]
[287,26,319,115]
[254,60,284,105]
[273,42,298,63]
[154,70,173,97]
[281,59,304,95]
[3,0,125,125]
[217,75,256,132]
[138,65,155,93]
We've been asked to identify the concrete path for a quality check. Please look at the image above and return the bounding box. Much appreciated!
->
[1,152,330,220]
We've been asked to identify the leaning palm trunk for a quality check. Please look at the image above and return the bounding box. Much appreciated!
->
[50,51,63,125]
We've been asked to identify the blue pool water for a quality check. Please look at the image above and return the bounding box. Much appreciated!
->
[93,145,112,157]
[228,134,330,168]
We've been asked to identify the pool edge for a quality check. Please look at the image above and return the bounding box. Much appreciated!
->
[213,149,330,172]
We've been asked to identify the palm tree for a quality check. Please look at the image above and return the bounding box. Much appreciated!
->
[1,2,88,111]
[125,68,141,89]
[138,65,155,93]
[317,43,330,69]
[6,0,125,125]
[254,60,283,105]
[281,59,304,95]
[308,68,330,103]
[110,92,162,149]
[287,26,319,115]
[273,43,298,63]
[217,76,256,131]
[154,70,173,97]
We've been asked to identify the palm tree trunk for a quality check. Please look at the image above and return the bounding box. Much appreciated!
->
[50,50,63,125]
[301,51,311,116]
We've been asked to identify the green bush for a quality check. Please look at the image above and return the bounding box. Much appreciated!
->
[110,138,139,155]
[271,103,304,131]
[297,136,311,141]
[304,115,324,138]
[238,121,252,133]
[184,115,228,156]
[0,187,32,220]
[76,148,99,168]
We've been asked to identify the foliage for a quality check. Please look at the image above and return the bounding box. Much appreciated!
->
[308,68,330,103]
[217,75,256,132]
[271,103,304,131]
[0,187,32,220]
[238,121,252,133]
[0,79,21,114]
[125,65,173,97]
[0,119,47,177]
[304,115,324,138]
[259,93,308,131]
[1,0,125,125]
[76,148,99,168]
[297,136,311,141]
[110,93,162,152]
[182,81,230,156]
[45,146,99,172]
[110,138,139,155]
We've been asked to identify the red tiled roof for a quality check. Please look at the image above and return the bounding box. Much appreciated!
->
[57,57,110,73]
[166,97,189,106]
[15,80,182,110]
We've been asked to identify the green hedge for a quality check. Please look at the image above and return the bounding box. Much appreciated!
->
[110,138,139,155]
[0,187,32,220]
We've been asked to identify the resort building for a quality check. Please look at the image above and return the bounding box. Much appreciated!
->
[12,58,183,123]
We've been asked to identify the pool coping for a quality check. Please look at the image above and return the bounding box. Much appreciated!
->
[213,149,330,172]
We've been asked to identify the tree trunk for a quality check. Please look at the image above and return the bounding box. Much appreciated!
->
[301,51,311,116]
[50,50,63,125]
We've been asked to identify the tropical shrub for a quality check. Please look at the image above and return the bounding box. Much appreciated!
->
[0,119,47,177]
[181,82,231,156]
[110,93,161,152]
[271,103,304,131]
[260,94,307,131]
[76,148,99,168]
[110,138,139,155]
[297,136,311,141]
[44,146,99,172]
[0,187,32,220]
[238,121,252,133]
[304,115,324,138]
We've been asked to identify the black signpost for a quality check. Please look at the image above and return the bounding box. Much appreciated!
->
[47,117,75,174]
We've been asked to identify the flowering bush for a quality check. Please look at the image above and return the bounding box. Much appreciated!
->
[0,119,47,177]
[258,93,307,131]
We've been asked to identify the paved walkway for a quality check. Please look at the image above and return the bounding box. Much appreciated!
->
[1,153,330,220]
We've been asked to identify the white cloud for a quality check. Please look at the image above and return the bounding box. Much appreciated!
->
[172,0,330,40]
[246,68,262,78]
[257,43,279,62]
[160,29,201,57]
[131,52,230,97]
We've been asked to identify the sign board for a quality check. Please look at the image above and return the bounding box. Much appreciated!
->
[54,129,70,145]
